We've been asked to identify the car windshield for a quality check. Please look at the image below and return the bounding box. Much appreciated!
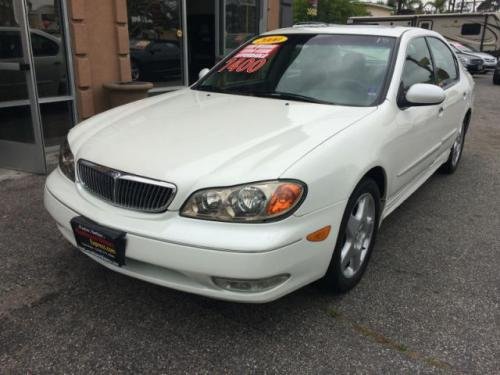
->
[193,34,396,106]
[454,43,476,53]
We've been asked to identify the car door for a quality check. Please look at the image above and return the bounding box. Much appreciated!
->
[30,31,63,97]
[146,41,181,79]
[388,36,443,194]
[0,29,26,101]
[426,37,465,152]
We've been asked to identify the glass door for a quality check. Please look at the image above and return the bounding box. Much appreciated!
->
[27,0,76,153]
[0,0,75,173]
[0,0,46,173]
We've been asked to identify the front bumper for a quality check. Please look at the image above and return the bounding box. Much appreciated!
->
[483,62,497,70]
[44,169,345,303]
[467,64,484,73]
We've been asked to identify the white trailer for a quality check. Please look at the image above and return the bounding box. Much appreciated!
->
[348,12,500,55]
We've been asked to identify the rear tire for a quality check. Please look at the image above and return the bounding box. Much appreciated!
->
[440,116,468,174]
[323,178,381,293]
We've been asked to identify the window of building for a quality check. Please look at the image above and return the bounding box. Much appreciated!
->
[127,0,184,88]
[427,37,458,88]
[223,0,261,55]
[401,37,435,92]
[461,23,481,36]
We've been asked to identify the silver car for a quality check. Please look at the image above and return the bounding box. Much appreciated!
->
[0,27,66,101]
[448,40,498,70]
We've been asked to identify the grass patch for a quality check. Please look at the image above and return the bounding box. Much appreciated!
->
[326,306,452,370]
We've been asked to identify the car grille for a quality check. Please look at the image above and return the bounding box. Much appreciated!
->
[77,160,175,213]
[471,59,483,65]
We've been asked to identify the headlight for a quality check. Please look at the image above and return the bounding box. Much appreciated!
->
[180,180,306,222]
[58,138,75,181]
[459,55,470,65]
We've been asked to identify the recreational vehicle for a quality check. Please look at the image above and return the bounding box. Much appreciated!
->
[348,13,500,55]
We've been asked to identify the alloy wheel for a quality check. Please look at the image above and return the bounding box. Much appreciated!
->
[340,193,376,278]
[451,128,464,167]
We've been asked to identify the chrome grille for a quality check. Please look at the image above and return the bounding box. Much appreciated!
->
[77,160,175,213]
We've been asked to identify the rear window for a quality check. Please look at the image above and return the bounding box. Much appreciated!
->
[0,31,22,59]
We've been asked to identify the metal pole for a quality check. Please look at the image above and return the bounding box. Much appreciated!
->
[60,0,79,124]
[480,14,488,51]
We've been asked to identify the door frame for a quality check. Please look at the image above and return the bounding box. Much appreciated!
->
[0,0,45,173]
[0,0,77,174]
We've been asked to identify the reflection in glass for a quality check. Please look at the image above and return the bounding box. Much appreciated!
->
[41,100,73,147]
[0,105,35,143]
[128,0,184,87]
[27,0,70,98]
[224,0,260,55]
[0,29,30,101]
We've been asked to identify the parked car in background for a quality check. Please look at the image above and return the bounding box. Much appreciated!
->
[45,26,474,303]
[129,39,182,83]
[448,41,498,70]
[0,27,66,101]
[494,61,500,84]
[450,44,485,73]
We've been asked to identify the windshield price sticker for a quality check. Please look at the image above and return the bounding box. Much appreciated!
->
[218,57,268,73]
[218,44,280,74]
[252,35,288,45]
[235,44,280,59]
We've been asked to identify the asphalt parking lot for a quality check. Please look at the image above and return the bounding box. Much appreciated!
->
[1,75,499,374]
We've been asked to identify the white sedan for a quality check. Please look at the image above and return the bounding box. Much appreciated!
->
[45,26,474,303]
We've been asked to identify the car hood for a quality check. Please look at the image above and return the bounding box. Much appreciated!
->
[70,88,376,208]
[472,52,497,60]
[462,51,496,60]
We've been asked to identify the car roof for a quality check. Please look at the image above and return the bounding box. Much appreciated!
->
[263,24,417,38]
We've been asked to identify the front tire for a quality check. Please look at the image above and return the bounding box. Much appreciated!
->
[493,70,500,85]
[131,60,141,81]
[323,178,381,293]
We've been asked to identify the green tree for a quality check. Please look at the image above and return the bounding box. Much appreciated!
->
[424,0,446,12]
[293,0,368,24]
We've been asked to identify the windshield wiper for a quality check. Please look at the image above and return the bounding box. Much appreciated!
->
[255,91,334,105]
[193,85,226,93]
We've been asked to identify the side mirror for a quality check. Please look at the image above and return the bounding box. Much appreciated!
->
[198,68,210,80]
[404,83,445,106]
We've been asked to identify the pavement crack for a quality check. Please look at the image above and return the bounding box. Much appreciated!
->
[326,307,454,371]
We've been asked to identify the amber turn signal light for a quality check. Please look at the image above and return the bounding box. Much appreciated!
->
[266,183,303,215]
[306,226,331,242]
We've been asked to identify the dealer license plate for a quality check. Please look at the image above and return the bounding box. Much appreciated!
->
[70,216,126,266]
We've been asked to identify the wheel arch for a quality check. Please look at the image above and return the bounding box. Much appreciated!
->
[464,108,472,134]
[359,166,387,205]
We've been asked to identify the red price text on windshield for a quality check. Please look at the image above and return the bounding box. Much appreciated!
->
[218,44,280,74]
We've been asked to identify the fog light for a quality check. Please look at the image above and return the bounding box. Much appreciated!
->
[212,274,290,293]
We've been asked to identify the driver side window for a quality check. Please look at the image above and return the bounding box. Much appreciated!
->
[401,37,435,92]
